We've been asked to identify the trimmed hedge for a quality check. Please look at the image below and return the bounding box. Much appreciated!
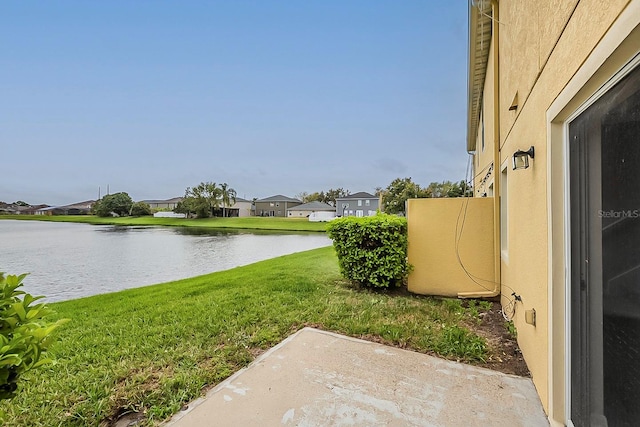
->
[327,214,411,288]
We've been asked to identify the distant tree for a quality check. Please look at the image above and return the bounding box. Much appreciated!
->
[380,178,472,215]
[13,201,29,207]
[381,177,426,215]
[305,191,327,203]
[130,201,152,216]
[296,191,322,203]
[184,182,221,218]
[422,180,471,198]
[323,188,350,207]
[444,180,472,198]
[306,192,324,203]
[423,181,448,198]
[295,189,348,206]
[175,197,197,218]
[220,183,237,217]
[94,192,133,217]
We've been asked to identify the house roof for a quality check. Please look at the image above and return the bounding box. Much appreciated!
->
[467,0,493,153]
[336,192,376,200]
[0,203,45,213]
[256,195,301,203]
[38,200,95,211]
[287,201,335,211]
[62,200,95,209]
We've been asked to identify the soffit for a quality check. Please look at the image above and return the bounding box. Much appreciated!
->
[467,1,493,153]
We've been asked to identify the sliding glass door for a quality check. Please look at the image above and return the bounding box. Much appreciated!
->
[569,63,640,427]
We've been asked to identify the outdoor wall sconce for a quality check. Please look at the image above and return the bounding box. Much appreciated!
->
[512,146,535,170]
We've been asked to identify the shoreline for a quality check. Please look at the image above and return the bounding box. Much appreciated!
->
[0,214,328,233]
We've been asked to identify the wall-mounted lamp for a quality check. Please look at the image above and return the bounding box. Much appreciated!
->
[512,146,535,170]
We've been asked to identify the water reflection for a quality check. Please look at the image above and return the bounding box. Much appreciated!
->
[0,221,330,302]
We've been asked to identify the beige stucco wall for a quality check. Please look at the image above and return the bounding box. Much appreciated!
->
[490,0,634,420]
[232,201,253,217]
[498,1,580,139]
[407,198,495,297]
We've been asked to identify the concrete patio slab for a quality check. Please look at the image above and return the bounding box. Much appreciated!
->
[163,327,549,427]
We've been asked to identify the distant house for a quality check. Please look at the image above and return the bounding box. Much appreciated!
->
[254,195,302,217]
[36,200,95,215]
[287,201,336,219]
[21,204,49,215]
[141,197,183,210]
[0,203,48,215]
[216,197,252,218]
[230,197,253,218]
[335,192,379,217]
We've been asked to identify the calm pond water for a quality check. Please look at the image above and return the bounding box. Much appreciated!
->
[0,220,331,302]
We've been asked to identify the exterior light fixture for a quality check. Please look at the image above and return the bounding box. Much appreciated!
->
[512,146,535,170]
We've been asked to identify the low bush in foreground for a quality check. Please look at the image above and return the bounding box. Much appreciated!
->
[327,214,411,288]
[2,247,487,426]
[0,273,67,403]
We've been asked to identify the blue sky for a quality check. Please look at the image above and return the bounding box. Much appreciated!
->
[1,1,469,205]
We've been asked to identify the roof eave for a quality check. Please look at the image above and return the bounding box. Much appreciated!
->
[467,2,492,153]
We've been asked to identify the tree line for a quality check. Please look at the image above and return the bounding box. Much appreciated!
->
[378,177,471,215]
[295,188,350,207]
[297,178,470,216]
[89,177,469,218]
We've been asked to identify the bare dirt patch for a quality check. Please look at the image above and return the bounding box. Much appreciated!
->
[463,301,529,376]
[102,366,174,427]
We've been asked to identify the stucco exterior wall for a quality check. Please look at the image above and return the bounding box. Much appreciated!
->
[498,0,581,140]
[407,198,495,297]
[489,0,634,418]
[232,201,252,217]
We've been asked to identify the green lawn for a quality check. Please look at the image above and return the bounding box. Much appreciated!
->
[2,247,487,426]
[0,215,328,232]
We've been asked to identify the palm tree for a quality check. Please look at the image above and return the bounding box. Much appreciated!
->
[220,183,237,217]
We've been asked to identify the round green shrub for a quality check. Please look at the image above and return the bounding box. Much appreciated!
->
[327,214,411,288]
